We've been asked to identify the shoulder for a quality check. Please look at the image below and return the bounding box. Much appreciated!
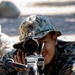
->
[57,40,75,52]
[56,40,75,75]
[57,40,75,62]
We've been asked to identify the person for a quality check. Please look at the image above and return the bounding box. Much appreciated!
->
[1,14,75,75]
[0,27,17,75]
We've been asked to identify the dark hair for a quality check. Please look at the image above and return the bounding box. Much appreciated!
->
[49,31,56,39]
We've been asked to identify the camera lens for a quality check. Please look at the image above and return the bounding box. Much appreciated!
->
[23,39,38,53]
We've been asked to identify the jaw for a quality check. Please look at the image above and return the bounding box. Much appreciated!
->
[42,53,50,64]
[42,52,54,65]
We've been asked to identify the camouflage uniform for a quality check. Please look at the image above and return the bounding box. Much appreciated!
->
[1,15,75,75]
[44,40,75,75]
[0,50,17,75]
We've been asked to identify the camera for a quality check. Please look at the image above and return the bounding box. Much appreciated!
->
[25,55,44,75]
[12,36,45,75]
[23,36,44,74]
[23,36,39,54]
[13,36,44,55]
[21,36,43,55]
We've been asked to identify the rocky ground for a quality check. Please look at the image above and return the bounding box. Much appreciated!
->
[0,0,75,41]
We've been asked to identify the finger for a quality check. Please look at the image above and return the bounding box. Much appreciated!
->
[13,55,17,62]
[13,51,26,72]
[13,54,25,72]
[22,52,25,64]
[13,55,20,71]
[16,52,23,63]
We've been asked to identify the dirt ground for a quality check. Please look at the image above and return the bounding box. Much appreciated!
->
[0,0,75,41]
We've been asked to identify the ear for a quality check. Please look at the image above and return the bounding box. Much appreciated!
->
[53,33,58,45]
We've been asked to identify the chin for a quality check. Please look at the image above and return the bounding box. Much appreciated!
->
[44,60,50,65]
[44,58,51,64]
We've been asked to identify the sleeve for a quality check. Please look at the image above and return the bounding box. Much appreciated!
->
[0,62,9,75]
[0,60,17,75]
[58,42,75,75]
[1,49,17,74]
[2,49,16,62]
[0,63,17,75]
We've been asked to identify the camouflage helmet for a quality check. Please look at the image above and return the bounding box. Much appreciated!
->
[13,14,61,48]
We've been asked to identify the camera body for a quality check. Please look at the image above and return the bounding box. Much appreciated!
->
[25,55,44,75]
[22,36,43,55]
[23,36,39,54]
[13,36,45,74]
[22,36,44,74]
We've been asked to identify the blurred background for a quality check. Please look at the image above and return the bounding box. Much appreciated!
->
[0,0,75,57]
[0,0,75,56]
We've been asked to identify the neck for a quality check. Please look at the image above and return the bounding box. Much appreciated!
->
[44,54,56,74]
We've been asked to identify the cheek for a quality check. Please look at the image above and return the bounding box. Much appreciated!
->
[45,42,55,51]
[44,43,56,64]
[48,42,55,55]
[46,43,55,57]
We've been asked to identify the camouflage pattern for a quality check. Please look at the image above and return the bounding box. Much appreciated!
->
[44,40,75,75]
[13,14,61,49]
[0,40,75,75]
[0,62,9,75]
[1,15,75,75]
[0,50,17,75]
[19,14,61,41]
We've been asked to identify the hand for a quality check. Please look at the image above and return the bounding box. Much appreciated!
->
[13,49,26,72]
